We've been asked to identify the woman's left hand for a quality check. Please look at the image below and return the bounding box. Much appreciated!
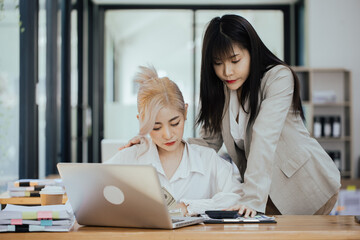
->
[227,204,257,218]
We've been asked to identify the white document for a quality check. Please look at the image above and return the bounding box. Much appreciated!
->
[0,202,75,232]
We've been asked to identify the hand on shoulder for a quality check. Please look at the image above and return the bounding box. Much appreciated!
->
[118,136,142,150]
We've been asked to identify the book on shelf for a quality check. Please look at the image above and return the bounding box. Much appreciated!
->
[8,191,40,197]
[9,179,62,188]
[7,179,64,198]
[7,185,46,192]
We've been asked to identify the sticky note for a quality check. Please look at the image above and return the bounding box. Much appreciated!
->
[7,225,15,232]
[22,211,37,220]
[37,211,52,220]
[52,211,59,219]
[11,219,23,225]
[336,206,345,211]
[41,220,53,226]
[347,185,356,191]
[30,225,45,231]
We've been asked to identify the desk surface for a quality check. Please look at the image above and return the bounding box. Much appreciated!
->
[1,215,359,240]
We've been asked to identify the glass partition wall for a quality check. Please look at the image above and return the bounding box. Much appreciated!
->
[103,9,284,141]
[104,10,194,140]
[0,2,292,183]
[0,0,20,192]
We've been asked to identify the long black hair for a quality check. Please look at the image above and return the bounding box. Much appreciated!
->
[196,14,304,134]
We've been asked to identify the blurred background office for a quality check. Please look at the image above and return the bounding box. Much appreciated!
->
[0,0,359,193]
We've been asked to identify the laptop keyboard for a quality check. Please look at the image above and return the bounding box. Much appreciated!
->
[172,219,185,223]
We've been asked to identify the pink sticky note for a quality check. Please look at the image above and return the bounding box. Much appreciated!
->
[37,211,53,220]
[11,219,23,225]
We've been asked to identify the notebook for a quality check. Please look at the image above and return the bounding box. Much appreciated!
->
[57,163,203,229]
[202,214,276,224]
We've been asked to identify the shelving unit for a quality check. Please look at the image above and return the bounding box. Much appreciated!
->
[293,67,353,178]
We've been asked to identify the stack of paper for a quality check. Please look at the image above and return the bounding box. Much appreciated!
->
[0,202,75,232]
[7,179,64,198]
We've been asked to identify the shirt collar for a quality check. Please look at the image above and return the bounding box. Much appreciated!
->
[136,138,205,181]
[169,140,205,182]
[137,138,166,176]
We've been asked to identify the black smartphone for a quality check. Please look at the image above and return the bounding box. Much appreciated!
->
[355,216,360,223]
[205,210,239,219]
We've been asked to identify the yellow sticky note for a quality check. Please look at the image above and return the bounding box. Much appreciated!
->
[52,211,59,219]
[22,211,37,219]
[346,185,356,191]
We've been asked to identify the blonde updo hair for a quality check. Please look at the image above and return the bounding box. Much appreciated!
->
[135,66,186,137]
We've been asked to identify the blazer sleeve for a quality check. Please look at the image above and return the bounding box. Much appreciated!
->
[239,66,295,213]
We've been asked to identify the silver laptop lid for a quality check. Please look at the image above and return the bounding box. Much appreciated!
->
[57,163,175,229]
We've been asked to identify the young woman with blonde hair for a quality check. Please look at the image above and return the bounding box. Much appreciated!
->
[105,66,255,217]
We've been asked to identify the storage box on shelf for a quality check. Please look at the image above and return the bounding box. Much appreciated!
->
[293,67,353,178]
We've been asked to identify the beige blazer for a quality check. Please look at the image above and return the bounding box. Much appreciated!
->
[189,65,341,214]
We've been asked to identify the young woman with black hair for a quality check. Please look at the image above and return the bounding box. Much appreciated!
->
[189,14,340,215]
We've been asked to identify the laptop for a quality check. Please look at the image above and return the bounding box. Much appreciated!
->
[57,163,203,229]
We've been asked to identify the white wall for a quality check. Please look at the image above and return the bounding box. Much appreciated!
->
[305,0,360,177]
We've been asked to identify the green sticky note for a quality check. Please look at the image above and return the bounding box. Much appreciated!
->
[22,211,37,220]
[347,185,356,191]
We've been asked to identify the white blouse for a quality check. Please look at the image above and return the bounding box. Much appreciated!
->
[105,138,243,215]
[229,90,246,150]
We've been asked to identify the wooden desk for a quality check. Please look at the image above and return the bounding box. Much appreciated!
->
[0,215,359,239]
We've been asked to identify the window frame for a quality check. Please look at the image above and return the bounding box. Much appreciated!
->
[18,1,300,173]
